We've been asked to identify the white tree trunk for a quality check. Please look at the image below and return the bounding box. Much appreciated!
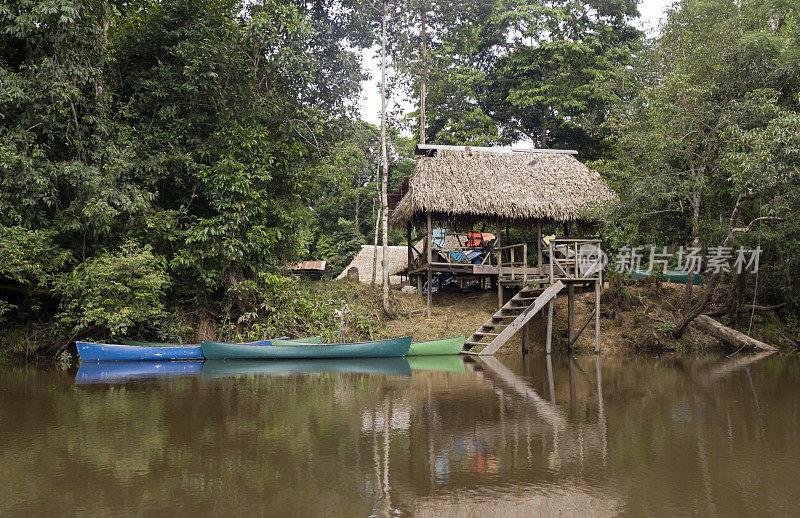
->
[380,0,390,313]
[419,7,427,145]
[372,178,380,285]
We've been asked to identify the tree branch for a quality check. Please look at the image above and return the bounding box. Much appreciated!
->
[732,216,785,233]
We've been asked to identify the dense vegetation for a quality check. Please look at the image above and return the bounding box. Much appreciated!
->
[1,0,798,360]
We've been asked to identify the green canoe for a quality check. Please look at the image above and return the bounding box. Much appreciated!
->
[406,355,466,373]
[202,336,410,360]
[201,358,412,378]
[407,336,464,356]
[631,269,703,285]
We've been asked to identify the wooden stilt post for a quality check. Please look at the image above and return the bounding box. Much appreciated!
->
[497,220,503,310]
[567,283,575,349]
[546,295,554,355]
[536,220,542,268]
[426,212,433,318]
[406,222,413,281]
[497,280,503,310]
[546,240,555,355]
[523,243,528,283]
[594,276,601,354]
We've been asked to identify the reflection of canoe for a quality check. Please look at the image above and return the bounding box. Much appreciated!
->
[75,361,204,384]
[407,336,464,356]
[77,341,204,362]
[407,355,466,373]
[631,269,702,285]
[201,358,412,378]
[203,337,411,360]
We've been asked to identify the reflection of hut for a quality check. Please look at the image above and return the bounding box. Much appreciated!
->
[389,144,616,355]
[336,245,410,284]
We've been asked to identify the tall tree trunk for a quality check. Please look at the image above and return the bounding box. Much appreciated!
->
[354,198,360,234]
[682,169,701,314]
[372,194,380,285]
[380,0,391,314]
[95,0,109,116]
[673,192,749,338]
[419,6,427,145]
[726,271,746,322]
[540,114,548,149]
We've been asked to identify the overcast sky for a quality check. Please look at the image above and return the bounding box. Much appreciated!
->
[358,0,676,126]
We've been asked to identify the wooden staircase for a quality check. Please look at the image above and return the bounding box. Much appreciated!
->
[463,281,564,356]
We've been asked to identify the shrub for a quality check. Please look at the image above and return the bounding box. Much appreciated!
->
[54,241,171,338]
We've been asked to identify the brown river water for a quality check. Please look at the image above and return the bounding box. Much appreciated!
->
[1,352,798,517]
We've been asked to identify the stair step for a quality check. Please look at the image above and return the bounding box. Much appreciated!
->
[464,341,486,347]
[474,332,500,336]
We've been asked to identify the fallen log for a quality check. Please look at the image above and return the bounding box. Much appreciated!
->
[693,314,777,351]
[751,302,786,312]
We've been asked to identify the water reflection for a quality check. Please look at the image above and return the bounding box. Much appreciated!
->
[201,358,412,378]
[2,351,798,516]
[75,360,204,384]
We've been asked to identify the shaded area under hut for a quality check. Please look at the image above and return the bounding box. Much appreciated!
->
[388,144,616,355]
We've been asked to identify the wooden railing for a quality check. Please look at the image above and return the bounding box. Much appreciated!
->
[429,245,494,268]
[495,243,529,282]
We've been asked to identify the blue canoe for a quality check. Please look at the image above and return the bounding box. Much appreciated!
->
[77,341,205,362]
[76,337,319,362]
[202,336,412,360]
[75,361,204,384]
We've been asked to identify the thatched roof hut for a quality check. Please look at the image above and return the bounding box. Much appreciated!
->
[389,148,616,229]
[336,245,410,284]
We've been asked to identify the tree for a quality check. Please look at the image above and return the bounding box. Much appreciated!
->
[380,0,391,314]
[482,0,640,155]
[605,0,800,337]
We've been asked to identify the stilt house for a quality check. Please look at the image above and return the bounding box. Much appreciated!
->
[389,144,617,355]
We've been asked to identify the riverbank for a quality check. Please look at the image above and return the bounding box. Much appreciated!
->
[1,275,797,364]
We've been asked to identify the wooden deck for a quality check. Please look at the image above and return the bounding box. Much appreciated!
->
[407,235,604,355]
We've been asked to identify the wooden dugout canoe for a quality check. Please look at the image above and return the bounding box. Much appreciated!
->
[202,336,411,360]
[631,269,703,285]
[122,340,200,347]
[77,337,316,362]
[77,341,205,362]
[407,336,464,356]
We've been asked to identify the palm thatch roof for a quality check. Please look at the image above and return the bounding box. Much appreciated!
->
[336,245,409,284]
[389,148,616,228]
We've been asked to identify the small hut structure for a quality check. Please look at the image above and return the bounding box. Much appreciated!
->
[336,245,410,284]
[291,260,327,279]
[389,144,616,355]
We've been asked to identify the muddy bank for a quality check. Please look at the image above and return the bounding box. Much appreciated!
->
[2,276,796,364]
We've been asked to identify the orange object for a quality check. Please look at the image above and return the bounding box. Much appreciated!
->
[466,232,483,247]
